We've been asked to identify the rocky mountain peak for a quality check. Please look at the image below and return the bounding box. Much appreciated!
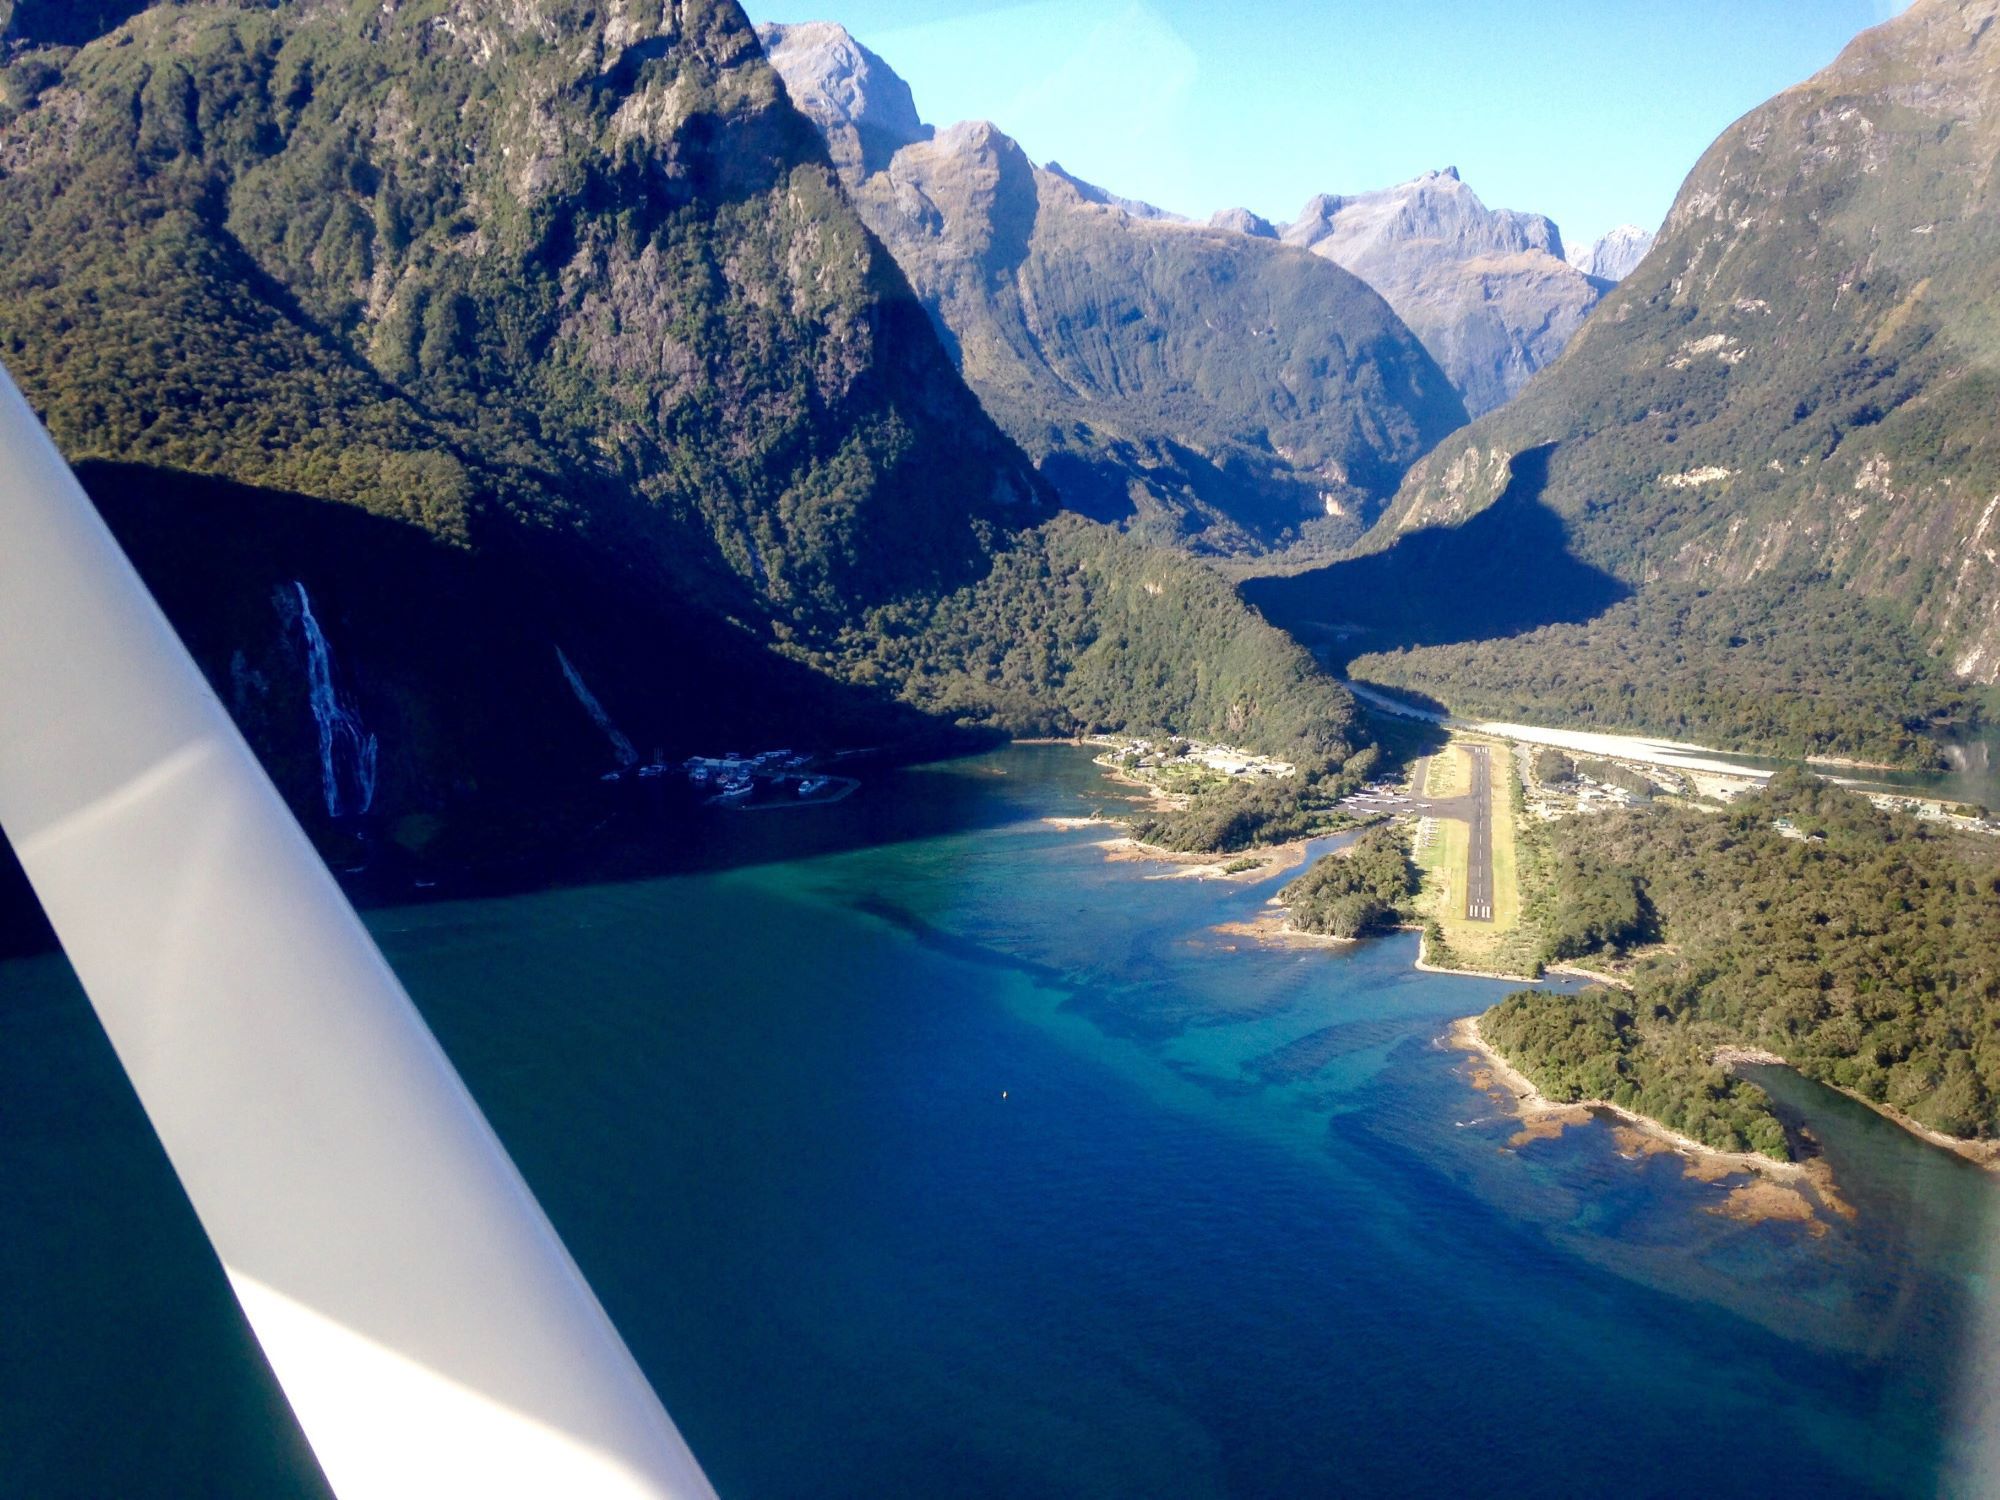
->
[1565,224,1656,283]
[1370,0,2000,686]
[755,18,931,173]
[759,18,1466,554]
[1208,207,1277,238]
[1269,169,1594,414]
[1286,171,1561,258]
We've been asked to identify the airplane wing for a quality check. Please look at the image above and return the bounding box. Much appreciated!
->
[0,362,717,1499]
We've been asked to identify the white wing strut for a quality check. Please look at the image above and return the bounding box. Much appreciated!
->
[0,363,718,1499]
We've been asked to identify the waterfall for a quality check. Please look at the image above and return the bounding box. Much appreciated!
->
[293,582,379,818]
[556,647,639,768]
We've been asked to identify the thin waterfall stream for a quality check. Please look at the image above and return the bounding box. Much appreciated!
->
[292,582,379,819]
[556,647,639,769]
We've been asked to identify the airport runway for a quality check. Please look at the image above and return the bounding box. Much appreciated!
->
[1337,745,1497,923]
[1463,744,1494,922]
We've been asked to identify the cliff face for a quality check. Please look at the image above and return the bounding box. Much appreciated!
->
[753,18,928,173]
[0,0,1047,853]
[1280,168,1606,417]
[1371,0,2000,685]
[3,0,1046,626]
[761,22,1466,556]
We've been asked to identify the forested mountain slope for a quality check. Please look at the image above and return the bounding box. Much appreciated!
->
[760,21,1467,557]
[0,0,1367,874]
[1490,773,2000,1153]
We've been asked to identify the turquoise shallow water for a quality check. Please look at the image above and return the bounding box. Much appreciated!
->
[3,744,1998,1497]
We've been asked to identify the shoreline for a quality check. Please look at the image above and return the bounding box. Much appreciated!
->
[1830,1089,2000,1172]
[1057,738,2000,1176]
[1543,960,1632,989]
[1476,968,2000,1174]
[1093,834,1319,884]
[1719,1046,2000,1174]
[1448,1015,1806,1183]
[1209,905,1357,949]
[1414,928,1539,984]
[1803,753,1908,772]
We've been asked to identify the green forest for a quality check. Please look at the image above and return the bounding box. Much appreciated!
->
[1279,824,1419,938]
[1490,772,2000,1143]
[842,514,1377,852]
[1481,988,1790,1159]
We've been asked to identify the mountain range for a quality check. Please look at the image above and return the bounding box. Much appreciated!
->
[1213,187,1659,413]
[761,18,1664,560]
[1248,0,2000,760]
[1,0,1991,889]
[759,19,1467,556]
[1270,167,1609,417]
[1566,223,1655,283]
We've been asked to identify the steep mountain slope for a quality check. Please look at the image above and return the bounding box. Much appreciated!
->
[1566,224,1656,283]
[1264,0,2000,758]
[1279,168,1606,416]
[759,21,1466,557]
[0,0,1368,873]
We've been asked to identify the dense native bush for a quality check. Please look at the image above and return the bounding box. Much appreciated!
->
[1279,825,1419,938]
[1492,771,2000,1143]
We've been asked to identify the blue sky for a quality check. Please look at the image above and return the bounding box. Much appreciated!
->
[746,0,1915,250]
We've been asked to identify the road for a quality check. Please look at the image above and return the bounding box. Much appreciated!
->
[1463,744,1494,922]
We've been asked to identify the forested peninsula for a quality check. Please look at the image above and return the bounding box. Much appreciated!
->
[1478,773,2000,1160]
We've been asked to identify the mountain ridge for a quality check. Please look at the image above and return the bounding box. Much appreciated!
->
[1248,0,2000,762]
[1275,167,1605,416]
[759,19,1468,557]
[1368,0,2000,683]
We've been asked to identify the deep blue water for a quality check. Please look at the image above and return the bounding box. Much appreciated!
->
[3,745,1998,1497]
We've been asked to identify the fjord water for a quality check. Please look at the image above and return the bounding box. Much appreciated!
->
[3,747,1997,1497]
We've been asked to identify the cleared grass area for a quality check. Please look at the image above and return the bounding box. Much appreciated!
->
[1413,812,1466,912]
[1486,743,1521,932]
[1150,761,1235,797]
[1423,745,1470,800]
